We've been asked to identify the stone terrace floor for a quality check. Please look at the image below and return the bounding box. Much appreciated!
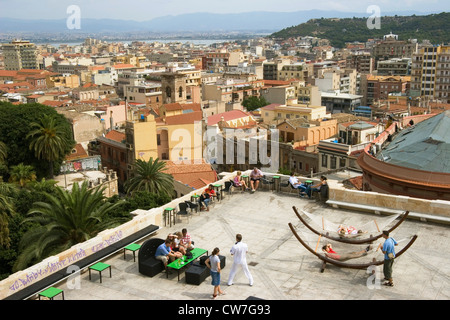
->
[49,188,450,301]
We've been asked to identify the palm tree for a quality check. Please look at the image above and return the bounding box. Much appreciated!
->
[0,141,7,164]
[8,163,37,188]
[27,114,72,179]
[0,182,16,248]
[124,158,174,197]
[14,181,126,271]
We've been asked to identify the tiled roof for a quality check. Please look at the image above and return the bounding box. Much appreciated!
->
[164,159,217,189]
[207,109,253,126]
[66,143,88,161]
[105,130,126,143]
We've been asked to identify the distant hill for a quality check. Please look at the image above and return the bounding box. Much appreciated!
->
[0,10,441,34]
[270,12,450,47]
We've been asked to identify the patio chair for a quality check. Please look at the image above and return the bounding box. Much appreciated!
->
[177,202,190,223]
[261,176,274,191]
[185,200,199,213]
[222,181,233,197]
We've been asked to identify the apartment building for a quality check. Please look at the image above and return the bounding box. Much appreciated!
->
[201,51,242,73]
[2,40,39,70]
[124,83,162,109]
[360,75,411,106]
[277,63,312,81]
[346,52,375,74]
[377,58,411,76]
[371,37,418,63]
[410,45,450,103]
[260,102,329,126]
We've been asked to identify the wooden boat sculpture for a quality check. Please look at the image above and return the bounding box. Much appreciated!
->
[292,206,409,244]
[288,222,417,272]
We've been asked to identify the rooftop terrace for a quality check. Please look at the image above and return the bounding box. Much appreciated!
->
[19,175,449,301]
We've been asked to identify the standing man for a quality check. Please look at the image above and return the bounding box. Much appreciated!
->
[381,230,398,287]
[227,234,254,286]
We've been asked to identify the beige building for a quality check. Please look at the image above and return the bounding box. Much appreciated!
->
[277,117,338,146]
[2,40,39,70]
[261,102,330,126]
[410,45,450,104]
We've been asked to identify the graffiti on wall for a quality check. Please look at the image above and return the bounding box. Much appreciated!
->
[8,230,123,293]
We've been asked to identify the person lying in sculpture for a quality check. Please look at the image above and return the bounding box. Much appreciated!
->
[322,243,372,261]
[337,225,366,236]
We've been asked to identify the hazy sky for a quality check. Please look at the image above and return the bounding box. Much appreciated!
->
[0,0,448,21]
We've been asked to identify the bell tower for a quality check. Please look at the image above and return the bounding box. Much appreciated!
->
[161,73,187,104]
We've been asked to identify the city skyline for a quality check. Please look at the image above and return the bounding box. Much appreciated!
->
[0,0,447,21]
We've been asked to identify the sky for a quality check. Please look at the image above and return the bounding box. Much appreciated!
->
[0,0,448,21]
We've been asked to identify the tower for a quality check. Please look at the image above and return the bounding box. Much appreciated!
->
[161,73,187,104]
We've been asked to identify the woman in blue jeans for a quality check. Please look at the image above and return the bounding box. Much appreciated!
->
[205,247,225,299]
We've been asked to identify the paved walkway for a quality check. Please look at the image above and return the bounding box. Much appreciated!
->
[52,188,450,300]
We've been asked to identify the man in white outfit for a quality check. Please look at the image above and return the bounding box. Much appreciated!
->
[227,234,253,286]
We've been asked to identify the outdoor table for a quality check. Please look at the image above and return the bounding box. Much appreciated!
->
[123,243,141,262]
[164,207,176,227]
[272,175,280,192]
[241,175,249,186]
[166,248,208,281]
[89,262,111,283]
[38,287,64,300]
[213,183,223,200]
[305,180,313,186]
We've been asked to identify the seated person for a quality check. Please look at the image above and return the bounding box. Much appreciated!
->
[250,167,263,192]
[180,228,194,250]
[233,171,248,191]
[199,185,215,211]
[306,176,327,199]
[322,243,372,262]
[172,232,187,255]
[155,238,183,268]
[288,172,307,195]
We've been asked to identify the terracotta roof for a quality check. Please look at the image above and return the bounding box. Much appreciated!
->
[164,111,203,125]
[162,103,202,112]
[112,63,135,69]
[207,109,253,126]
[42,100,66,107]
[0,70,18,77]
[66,143,88,161]
[105,130,126,143]
[164,159,217,189]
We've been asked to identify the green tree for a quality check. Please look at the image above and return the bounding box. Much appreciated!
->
[124,158,174,197]
[8,163,37,188]
[14,182,126,271]
[0,182,17,248]
[0,102,75,179]
[27,114,72,179]
[242,96,269,112]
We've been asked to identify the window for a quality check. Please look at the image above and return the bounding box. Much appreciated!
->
[330,156,336,169]
[339,157,346,168]
[322,154,328,167]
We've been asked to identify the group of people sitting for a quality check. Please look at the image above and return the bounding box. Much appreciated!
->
[231,169,328,199]
[155,228,195,269]
[289,173,328,199]
[232,168,263,193]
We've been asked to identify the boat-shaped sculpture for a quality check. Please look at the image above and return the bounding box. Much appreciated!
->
[292,206,409,244]
[288,222,417,272]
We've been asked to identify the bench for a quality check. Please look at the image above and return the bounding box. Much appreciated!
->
[3,224,160,300]
[326,200,450,225]
[138,238,165,277]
